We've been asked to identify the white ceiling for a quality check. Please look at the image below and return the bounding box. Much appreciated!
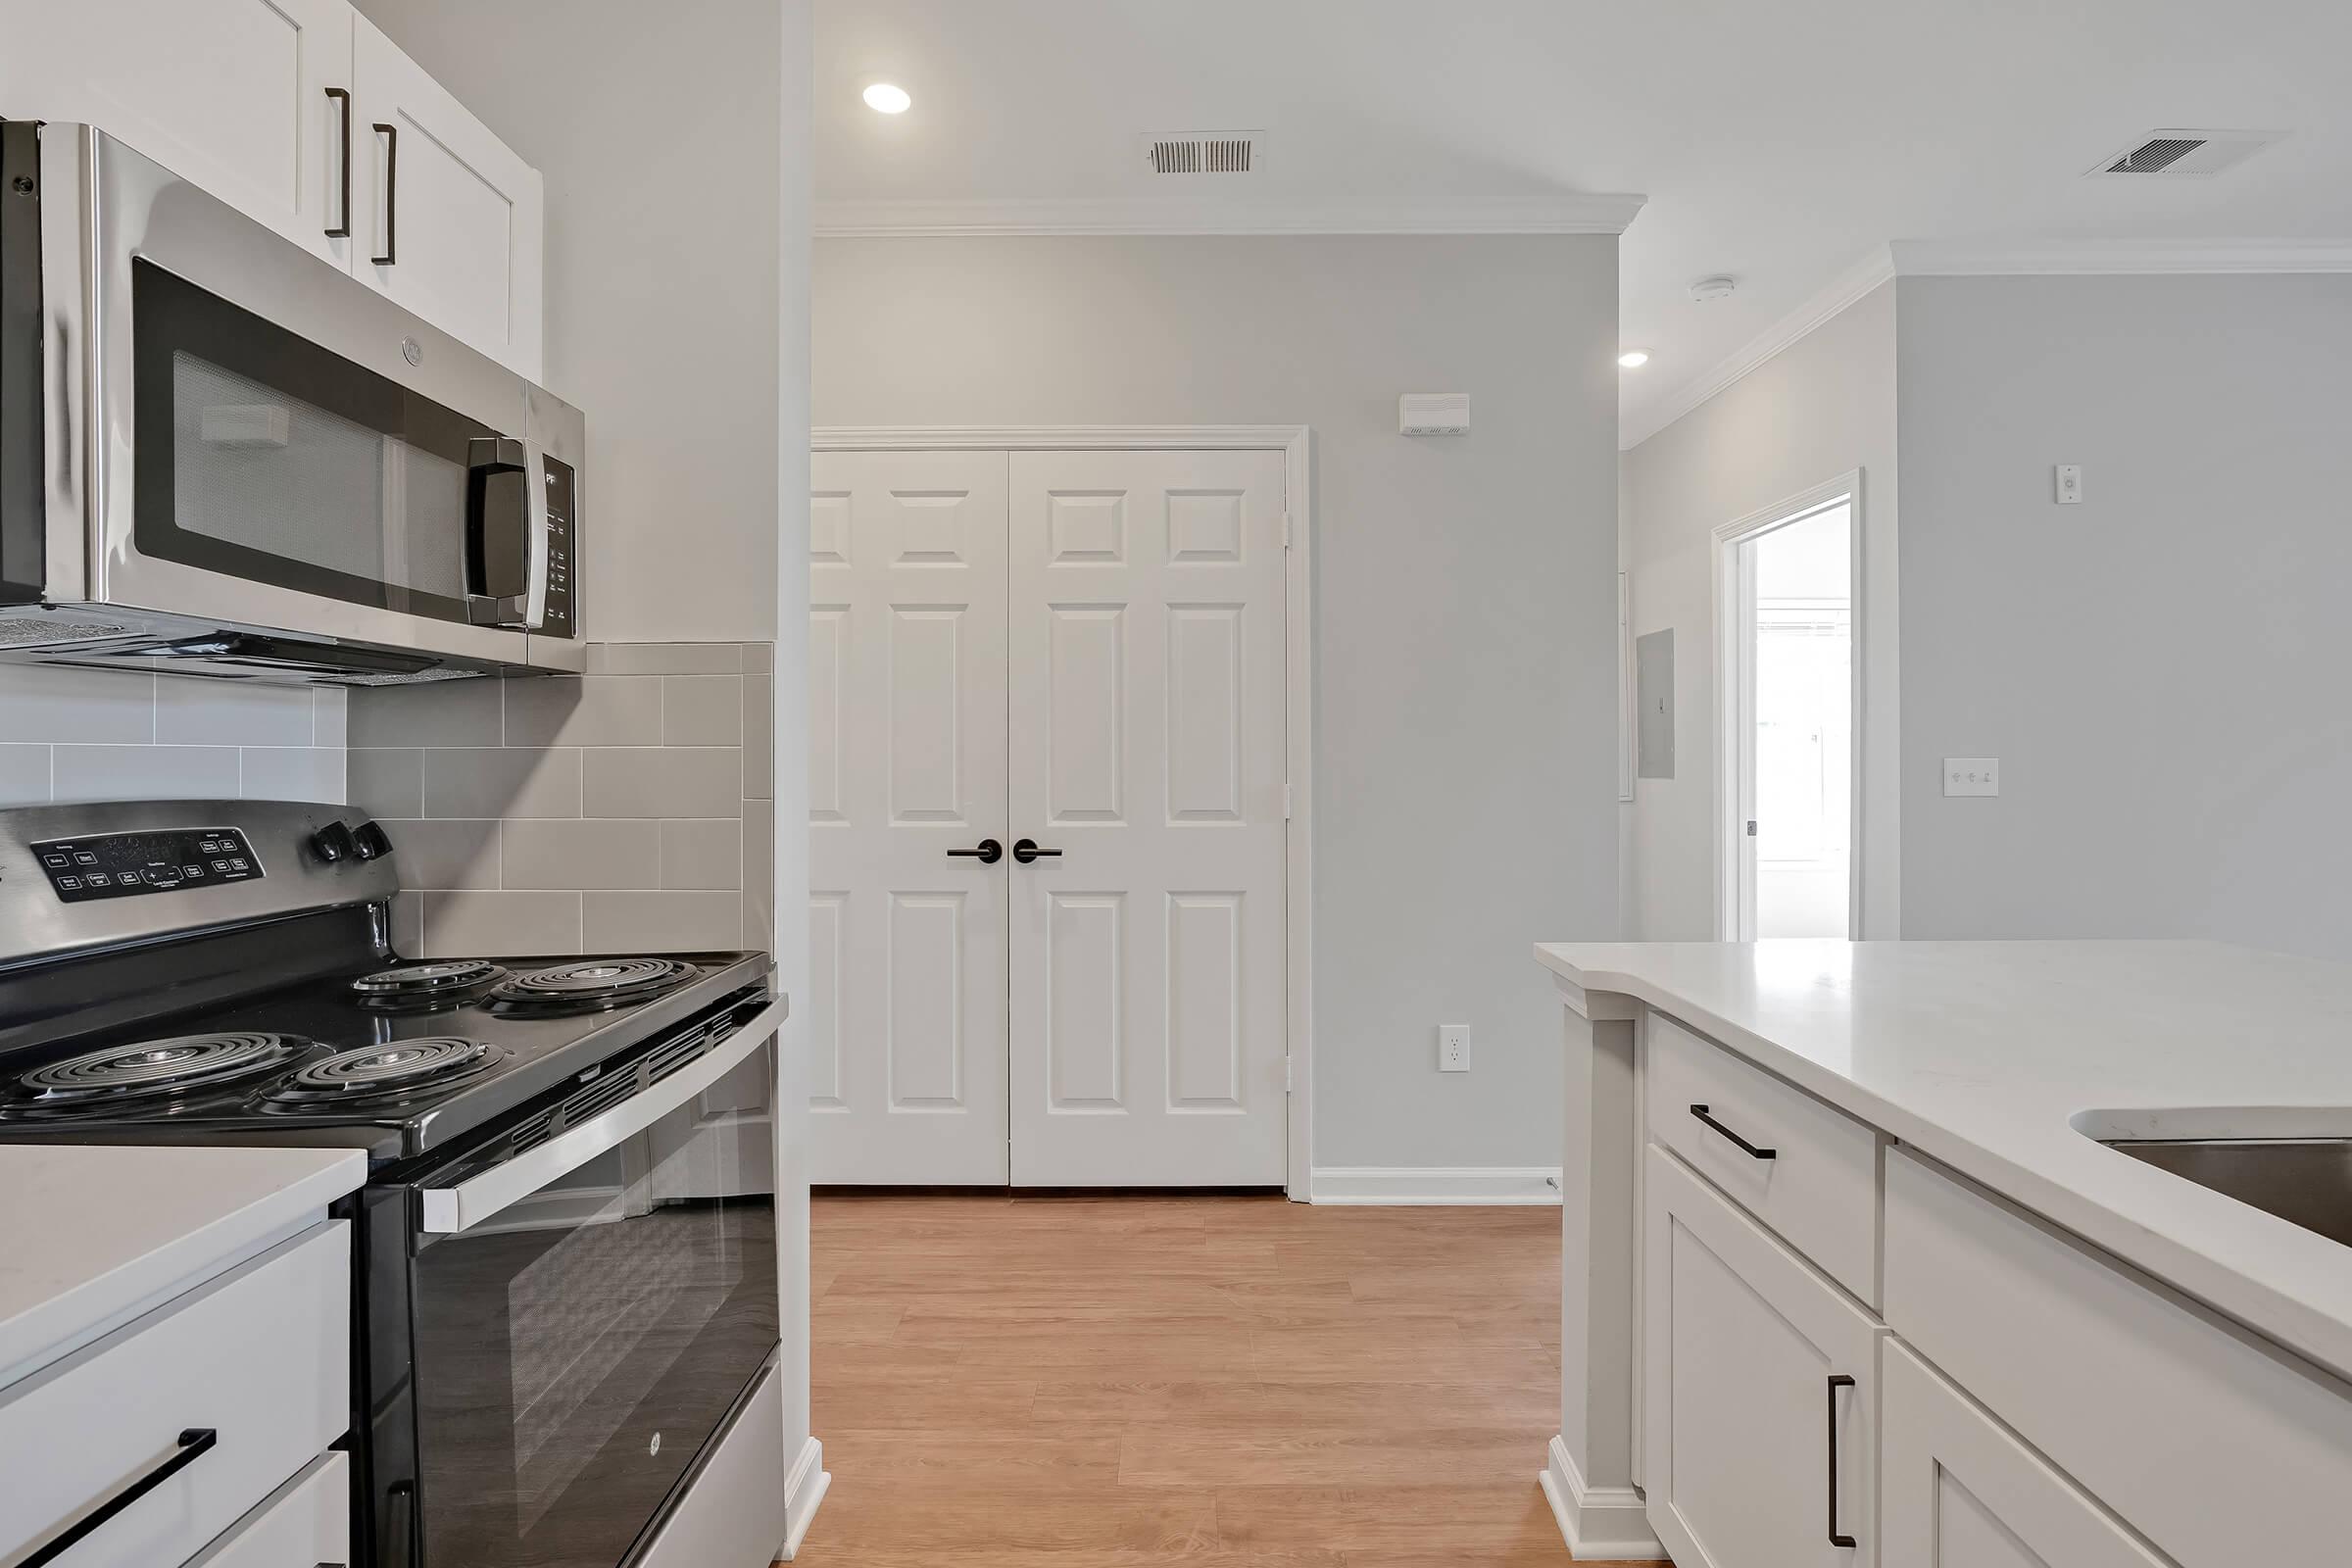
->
[813,0,2352,446]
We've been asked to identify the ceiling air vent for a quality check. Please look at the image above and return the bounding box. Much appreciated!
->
[1143,130,1262,175]
[2086,128,2283,178]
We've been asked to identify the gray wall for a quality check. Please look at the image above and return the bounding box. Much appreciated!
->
[1897,273,2352,956]
[357,0,782,643]
[1621,282,1900,940]
[814,233,1622,1172]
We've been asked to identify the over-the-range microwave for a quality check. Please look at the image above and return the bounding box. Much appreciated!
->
[0,120,583,684]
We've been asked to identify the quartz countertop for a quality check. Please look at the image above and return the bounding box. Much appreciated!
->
[1536,938,2352,1383]
[0,1144,365,1383]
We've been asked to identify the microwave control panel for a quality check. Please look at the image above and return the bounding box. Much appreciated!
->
[542,457,576,639]
[31,828,262,902]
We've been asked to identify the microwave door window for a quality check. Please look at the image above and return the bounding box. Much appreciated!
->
[132,258,511,628]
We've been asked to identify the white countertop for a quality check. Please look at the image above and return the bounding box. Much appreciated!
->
[0,1145,366,1383]
[1536,938,2352,1383]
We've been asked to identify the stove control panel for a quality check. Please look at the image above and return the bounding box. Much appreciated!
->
[31,828,262,902]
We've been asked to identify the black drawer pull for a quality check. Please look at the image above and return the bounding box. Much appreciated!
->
[324,87,353,237]
[371,122,398,266]
[21,1427,218,1568]
[1690,1103,1776,1160]
[1827,1374,1856,1548]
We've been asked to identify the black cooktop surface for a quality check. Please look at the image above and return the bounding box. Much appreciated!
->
[0,949,768,1162]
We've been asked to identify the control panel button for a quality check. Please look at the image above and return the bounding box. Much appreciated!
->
[142,867,181,888]
[73,852,97,866]
[84,872,111,888]
[57,877,81,891]
[182,864,203,878]
[41,853,70,869]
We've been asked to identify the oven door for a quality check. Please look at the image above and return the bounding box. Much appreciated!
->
[63,125,582,668]
[404,1007,782,1568]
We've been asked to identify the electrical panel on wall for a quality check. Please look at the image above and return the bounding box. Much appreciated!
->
[1399,394,1471,436]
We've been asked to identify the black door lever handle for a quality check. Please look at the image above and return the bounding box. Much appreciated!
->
[948,839,1004,864]
[1011,838,1060,864]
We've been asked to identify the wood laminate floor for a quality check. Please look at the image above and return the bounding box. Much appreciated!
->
[797,1193,1639,1567]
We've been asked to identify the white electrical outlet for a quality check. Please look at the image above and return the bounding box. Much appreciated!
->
[1942,758,2000,797]
[1438,1024,1470,1072]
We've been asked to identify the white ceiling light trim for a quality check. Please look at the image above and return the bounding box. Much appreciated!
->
[812,193,1648,238]
[1621,244,1895,451]
[1888,237,2352,274]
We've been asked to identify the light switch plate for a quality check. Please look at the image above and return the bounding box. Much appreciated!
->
[1942,758,2000,797]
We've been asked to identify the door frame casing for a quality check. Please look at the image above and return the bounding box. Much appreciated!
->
[1710,469,1865,941]
[810,424,1316,1200]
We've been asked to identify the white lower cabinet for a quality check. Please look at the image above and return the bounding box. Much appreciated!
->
[188,1452,351,1568]
[1644,1144,1883,1566]
[1881,1341,2167,1567]
[0,1223,348,1568]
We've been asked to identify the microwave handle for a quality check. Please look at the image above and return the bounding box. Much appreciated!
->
[416,997,786,1236]
[463,436,550,629]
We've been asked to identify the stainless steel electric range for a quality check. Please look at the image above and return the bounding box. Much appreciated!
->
[0,799,788,1568]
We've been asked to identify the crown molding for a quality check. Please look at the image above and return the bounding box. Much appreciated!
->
[813,193,1647,238]
[1620,244,1896,451]
[1888,236,2352,274]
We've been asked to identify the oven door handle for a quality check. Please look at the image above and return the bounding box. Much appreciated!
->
[416,996,787,1235]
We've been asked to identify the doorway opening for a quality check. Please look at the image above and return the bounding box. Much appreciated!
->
[1716,476,1861,940]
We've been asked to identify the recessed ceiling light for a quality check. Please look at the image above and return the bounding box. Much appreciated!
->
[862,82,911,115]
[1618,350,1650,368]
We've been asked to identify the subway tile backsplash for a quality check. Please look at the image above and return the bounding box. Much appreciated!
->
[353,643,775,961]
[0,663,347,808]
[0,647,775,965]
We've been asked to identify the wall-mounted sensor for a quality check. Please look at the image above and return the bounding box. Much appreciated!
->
[1400,393,1470,436]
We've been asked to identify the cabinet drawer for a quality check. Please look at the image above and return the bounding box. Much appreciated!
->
[0,1223,349,1568]
[1883,1340,2167,1567]
[1647,1013,1882,1303]
[1886,1149,2352,1567]
[1645,1145,1884,1568]
[188,1452,350,1568]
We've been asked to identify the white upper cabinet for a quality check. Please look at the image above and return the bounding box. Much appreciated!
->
[1,0,357,270]
[351,16,545,379]
[1,0,543,379]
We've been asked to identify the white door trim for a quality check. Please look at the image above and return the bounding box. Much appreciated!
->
[811,424,1315,1200]
[1711,469,1866,941]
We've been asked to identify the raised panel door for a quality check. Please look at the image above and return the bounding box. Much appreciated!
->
[807,451,1010,1184]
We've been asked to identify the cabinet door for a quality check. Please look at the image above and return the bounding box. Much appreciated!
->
[0,0,356,267]
[1882,1341,2169,1568]
[1644,1144,1883,1567]
[352,16,545,378]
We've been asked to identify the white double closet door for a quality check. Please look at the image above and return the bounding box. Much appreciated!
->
[808,448,1290,1187]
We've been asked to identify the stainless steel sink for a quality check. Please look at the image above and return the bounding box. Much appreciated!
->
[2103,1138,2352,1248]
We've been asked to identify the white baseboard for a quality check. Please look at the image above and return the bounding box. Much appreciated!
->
[778,1435,829,1561]
[1309,1166,1563,1205]
[1541,1434,1665,1560]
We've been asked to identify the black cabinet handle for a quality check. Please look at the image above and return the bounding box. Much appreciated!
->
[1011,838,1060,864]
[1690,1103,1776,1160]
[324,88,353,238]
[948,839,1004,864]
[21,1427,218,1568]
[1827,1375,1856,1548]
[370,122,398,265]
